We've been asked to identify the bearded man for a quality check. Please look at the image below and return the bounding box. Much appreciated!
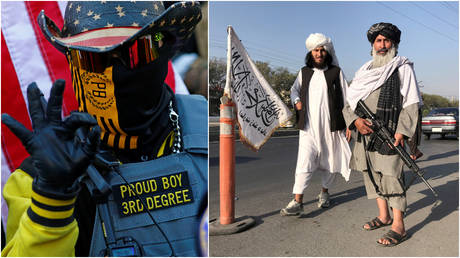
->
[343,22,422,246]
[280,33,351,216]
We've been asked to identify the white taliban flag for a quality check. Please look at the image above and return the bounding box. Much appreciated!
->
[224,26,292,150]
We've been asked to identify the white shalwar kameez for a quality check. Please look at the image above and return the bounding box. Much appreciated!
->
[290,67,351,194]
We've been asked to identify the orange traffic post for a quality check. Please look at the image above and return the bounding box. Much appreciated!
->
[219,100,236,225]
[209,96,255,236]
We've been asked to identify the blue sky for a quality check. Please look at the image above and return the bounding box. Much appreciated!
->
[209,1,459,100]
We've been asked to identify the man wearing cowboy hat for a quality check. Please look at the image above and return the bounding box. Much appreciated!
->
[280,33,351,216]
[343,22,422,246]
[2,1,207,256]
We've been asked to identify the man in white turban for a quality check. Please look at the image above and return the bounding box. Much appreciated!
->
[342,22,422,247]
[280,33,351,216]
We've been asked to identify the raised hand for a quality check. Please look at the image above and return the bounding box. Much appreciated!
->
[2,80,100,193]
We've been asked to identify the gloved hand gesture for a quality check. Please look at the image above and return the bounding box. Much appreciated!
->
[2,80,100,194]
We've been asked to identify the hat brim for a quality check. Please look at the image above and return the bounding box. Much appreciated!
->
[38,1,202,53]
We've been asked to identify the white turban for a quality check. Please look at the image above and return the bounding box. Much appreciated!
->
[305,33,339,66]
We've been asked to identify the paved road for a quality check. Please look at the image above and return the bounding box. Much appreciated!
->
[209,134,459,256]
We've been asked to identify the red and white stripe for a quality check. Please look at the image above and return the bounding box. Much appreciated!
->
[1,1,188,226]
[55,27,141,48]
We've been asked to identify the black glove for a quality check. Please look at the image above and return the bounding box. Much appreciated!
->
[2,80,100,194]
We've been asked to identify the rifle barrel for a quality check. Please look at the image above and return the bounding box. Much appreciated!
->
[356,100,439,198]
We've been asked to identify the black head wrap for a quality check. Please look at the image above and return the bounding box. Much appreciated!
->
[367,22,401,45]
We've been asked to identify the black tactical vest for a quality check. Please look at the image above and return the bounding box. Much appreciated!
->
[297,65,346,131]
[85,94,208,256]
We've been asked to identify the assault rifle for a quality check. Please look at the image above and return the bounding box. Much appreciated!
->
[355,100,439,198]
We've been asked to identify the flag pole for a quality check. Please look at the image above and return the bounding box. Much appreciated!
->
[218,95,235,225]
[209,26,255,235]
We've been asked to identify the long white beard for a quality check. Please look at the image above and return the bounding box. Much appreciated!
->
[371,46,397,68]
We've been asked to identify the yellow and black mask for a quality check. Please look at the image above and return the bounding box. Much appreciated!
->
[67,34,176,160]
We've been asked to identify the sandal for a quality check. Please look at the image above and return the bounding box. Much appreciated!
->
[377,230,408,247]
[363,217,393,231]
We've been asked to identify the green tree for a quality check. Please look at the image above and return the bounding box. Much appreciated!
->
[254,61,272,81]
[271,67,297,106]
[208,58,298,117]
[209,58,226,116]
[209,57,226,89]
[254,61,297,108]
[421,93,458,116]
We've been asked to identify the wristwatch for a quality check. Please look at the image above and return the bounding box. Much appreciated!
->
[294,99,300,105]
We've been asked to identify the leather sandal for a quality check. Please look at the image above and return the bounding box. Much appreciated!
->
[377,229,408,247]
[363,217,393,231]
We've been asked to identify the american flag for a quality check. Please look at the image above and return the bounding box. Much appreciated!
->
[1,1,189,226]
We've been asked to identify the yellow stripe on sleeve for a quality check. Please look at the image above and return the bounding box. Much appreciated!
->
[31,191,76,207]
[30,203,74,220]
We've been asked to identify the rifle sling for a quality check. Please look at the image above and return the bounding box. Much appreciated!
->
[362,135,382,196]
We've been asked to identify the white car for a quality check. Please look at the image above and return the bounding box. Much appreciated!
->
[421,107,459,140]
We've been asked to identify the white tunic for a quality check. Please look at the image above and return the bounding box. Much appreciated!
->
[290,67,351,181]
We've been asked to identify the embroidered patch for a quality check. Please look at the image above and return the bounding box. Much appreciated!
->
[81,71,114,110]
[112,171,194,217]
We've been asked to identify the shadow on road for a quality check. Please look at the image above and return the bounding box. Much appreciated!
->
[246,184,368,227]
[406,179,459,237]
[246,160,457,230]
[425,162,458,181]
[403,146,459,236]
[423,150,459,162]
[404,161,458,188]
[425,136,458,141]
[300,185,367,218]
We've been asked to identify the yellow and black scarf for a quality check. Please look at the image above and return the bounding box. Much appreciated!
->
[69,55,176,162]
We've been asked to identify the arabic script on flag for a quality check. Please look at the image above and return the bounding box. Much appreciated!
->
[224,26,292,150]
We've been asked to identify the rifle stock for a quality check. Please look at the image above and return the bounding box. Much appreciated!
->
[356,100,438,198]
